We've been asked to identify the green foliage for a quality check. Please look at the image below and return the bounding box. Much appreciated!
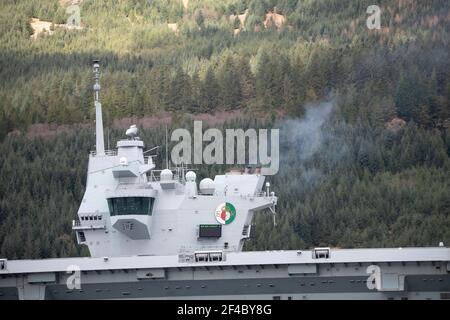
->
[195,9,205,28]
[0,0,448,133]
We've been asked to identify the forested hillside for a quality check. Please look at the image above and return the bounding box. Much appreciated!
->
[0,0,449,258]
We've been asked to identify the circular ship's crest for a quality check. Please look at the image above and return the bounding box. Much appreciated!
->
[215,202,236,225]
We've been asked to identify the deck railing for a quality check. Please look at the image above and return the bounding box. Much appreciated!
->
[90,150,117,157]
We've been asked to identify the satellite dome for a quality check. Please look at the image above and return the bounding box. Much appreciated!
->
[160,169,173,181]
[126,125,138,138]
[185,171,196,182]
[199,178,215,195]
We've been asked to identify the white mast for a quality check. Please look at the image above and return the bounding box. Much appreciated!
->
[93,60,105,156]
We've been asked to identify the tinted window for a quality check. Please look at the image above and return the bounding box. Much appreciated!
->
[107,197,154,216]
[199,224,222,238]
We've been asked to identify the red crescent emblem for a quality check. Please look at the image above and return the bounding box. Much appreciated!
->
[220,208,227,221]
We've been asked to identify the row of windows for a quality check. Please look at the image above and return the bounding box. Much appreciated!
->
[107,197,154,216]
[80,215,103,221]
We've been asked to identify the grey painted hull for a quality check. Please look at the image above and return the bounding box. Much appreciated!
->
[1,275,448,300]
[1,247,449,300]
[46,275,450,300]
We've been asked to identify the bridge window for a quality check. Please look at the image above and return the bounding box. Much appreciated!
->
[107,197,154,216]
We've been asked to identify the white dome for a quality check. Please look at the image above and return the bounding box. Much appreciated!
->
[199,178,214,188]
[185,171,196,182]
[199,178,215,195]
[126,124,138,137]
[160,169,173,181]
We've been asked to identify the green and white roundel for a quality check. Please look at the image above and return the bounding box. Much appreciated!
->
[215,202,236,225]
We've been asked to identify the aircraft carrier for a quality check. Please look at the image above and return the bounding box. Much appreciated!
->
[0,61,449,300]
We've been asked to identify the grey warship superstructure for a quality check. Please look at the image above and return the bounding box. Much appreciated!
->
[0,62,449,300]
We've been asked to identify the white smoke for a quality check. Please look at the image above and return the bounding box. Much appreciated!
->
[278,101,342,189]
[282,101,335,161]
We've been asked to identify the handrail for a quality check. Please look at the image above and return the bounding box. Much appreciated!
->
[72,219,106,230]
[72,219,81,227]
[90,150,117,156]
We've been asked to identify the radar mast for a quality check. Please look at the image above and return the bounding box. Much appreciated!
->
[93,60,105,156]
